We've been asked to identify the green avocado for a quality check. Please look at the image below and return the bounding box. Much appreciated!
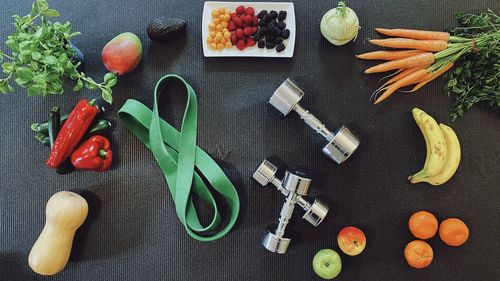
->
[147,18,187,42]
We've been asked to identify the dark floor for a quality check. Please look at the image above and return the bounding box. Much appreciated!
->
[0,0,499,280]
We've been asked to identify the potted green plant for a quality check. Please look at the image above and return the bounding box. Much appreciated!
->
[0,0,117,103]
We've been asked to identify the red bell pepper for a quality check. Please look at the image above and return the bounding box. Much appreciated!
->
[70,135,112,172]
[46,99,99,169]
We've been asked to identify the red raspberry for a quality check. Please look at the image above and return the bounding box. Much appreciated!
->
[236,39,246,50]
[230,12,237,19]
[230,34,237,44]
[243,15,253,25]
[252,26,258,34]
[235,28,244,38]
[245,7,255,16]
[252,15,258,25]
[243,26,253,36]
[228,21,237,31]
[246,38,255,46]
[235,6,245,15]
[232,16,242,27]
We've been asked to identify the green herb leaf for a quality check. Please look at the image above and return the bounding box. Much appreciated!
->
[2,62,14,74]
[35,0,49,12]
[15,77,31,86]
[0,0,116,103]
[0,81,8,94]
[73,79,83,91]
[18,50,32,63]
[27,84,44,96]
[43,55,58,65]
[16,67,34,81]
[42,9,60,17]
[31,51,42,61]
[5,39,18,51]
[102,87,113,104]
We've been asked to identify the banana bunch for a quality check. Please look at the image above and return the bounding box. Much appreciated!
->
[409,108,461,186]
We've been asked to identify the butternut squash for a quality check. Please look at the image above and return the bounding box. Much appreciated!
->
[29,191,88,275]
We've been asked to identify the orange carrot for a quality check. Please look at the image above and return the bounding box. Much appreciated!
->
[375,28,450,41]
[365,52,435,74]
[384,65,430,86]
[369,38,448,52]
[356,50,425,60]
[374,69,429,104]
[410,62,454,92]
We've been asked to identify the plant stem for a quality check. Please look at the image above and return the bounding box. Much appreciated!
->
[0,51,14,60]
[449,36,471,43]
[79,74,105,91]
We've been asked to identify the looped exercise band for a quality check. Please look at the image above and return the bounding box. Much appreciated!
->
[118,74,240,241]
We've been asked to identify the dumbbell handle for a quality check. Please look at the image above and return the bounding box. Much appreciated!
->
[269,175,312,211]
[275,192,298,237]
[294,104,334,141]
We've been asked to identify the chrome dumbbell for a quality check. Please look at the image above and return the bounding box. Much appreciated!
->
[253,159,329,254]
[269,78,360,164]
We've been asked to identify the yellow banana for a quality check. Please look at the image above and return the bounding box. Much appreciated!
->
[409,108,447,182]
[411,108,431,168]
[412,124,461,185]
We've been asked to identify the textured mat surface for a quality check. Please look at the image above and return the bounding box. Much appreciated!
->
[0,0,499,280]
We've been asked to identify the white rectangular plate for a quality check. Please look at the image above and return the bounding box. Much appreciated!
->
[202,1,295,58]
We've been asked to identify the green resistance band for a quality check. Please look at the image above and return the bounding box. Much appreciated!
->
[118,74,240,241]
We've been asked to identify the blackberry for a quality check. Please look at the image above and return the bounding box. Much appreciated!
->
[278,11,287,21]
[258,20,266,27]
[254,33,262,41]
[276,43,286,52]
[257,10,268,19]
[266,41,276,49]
[275,37,283,43]
[276,21,286,31]
[266,22,276,30]
[258,39,265,48]
[281,29,290,39]
[265,35,275,42]
[267,23,279,35]
[258,27,267,36]
[262,14,271,23]
[269,10,278,19]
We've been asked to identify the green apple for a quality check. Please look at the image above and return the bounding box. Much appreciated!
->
[312,249,342,279]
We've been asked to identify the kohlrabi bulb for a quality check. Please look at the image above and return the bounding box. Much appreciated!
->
[320,2,360,46]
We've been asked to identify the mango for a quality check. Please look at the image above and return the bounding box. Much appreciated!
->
[101,32,142,75]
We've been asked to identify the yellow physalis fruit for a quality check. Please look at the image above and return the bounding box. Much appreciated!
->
[221,21,228,28]
[225,41,233,48]
[213,18,220,24]
[218,7,226,14]
[223,31,231,39]
[216,43,224,50]
[223,14,230,21]
[216,24,223,31]
[209,23,216,31]
[210,43,217,49]
[209,31,216,38]
[207,37,214,44]
[212,10,219,18]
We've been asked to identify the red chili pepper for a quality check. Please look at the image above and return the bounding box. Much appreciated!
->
[70,135,112,172]
[46,99,99,169]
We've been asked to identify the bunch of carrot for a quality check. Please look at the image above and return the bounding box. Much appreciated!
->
[357,28,459,104]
